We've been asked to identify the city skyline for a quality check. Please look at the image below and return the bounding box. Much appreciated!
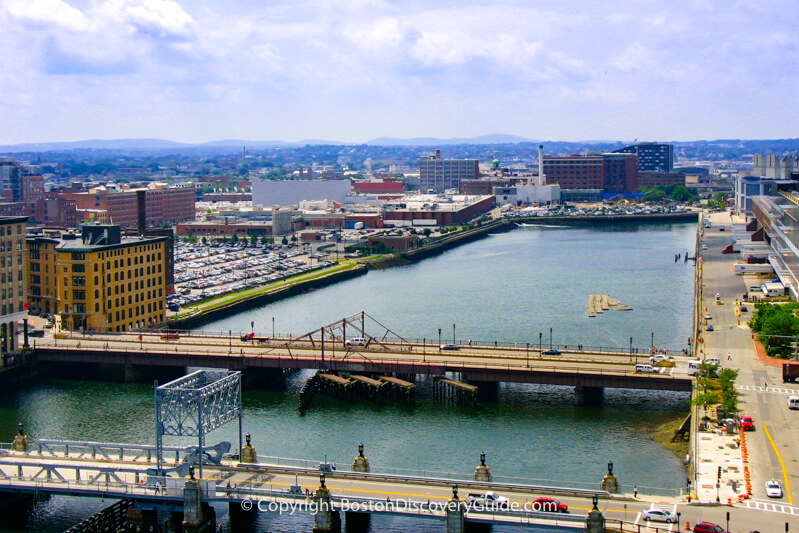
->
[1,0,797,145]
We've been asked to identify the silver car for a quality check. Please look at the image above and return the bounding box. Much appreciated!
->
[642,508,678,523]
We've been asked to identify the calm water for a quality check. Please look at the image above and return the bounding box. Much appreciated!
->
[0,223,696,532]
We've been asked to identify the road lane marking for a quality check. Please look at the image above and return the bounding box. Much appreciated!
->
[764,424,793,505]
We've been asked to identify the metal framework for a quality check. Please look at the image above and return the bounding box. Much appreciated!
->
[286,311,409,361]
[155,370,242,478]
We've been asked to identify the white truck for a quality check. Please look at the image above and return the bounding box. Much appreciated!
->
[467,491,509,507]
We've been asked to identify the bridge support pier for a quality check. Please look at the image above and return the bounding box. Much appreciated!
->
[344,511,370,532]
[124,507,159,532]
[585,495,605,533]
[574,385,604,406]
[473,452,491,482]
[471,381,499,402]
[244,368,286,390]
[445,486,465,533]
[352,443,370,473]
[313,474,341,533]
[182,467,216,533]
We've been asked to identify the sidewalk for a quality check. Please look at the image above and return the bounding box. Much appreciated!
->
[694,425,747,504]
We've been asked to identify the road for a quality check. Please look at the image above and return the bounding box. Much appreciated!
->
[697,210,799,530]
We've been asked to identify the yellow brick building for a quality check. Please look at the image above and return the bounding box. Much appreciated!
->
[28,225,167,332]
[0,216,28,353]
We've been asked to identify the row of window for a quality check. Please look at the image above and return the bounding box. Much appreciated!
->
[0,225,23,236]
[108,301,164,324]
[0,241,23,252]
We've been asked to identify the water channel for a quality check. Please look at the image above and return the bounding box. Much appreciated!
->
[0,221,697,532]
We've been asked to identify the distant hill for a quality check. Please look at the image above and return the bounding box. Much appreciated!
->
[0,138,190,153]
[366,134,535,146]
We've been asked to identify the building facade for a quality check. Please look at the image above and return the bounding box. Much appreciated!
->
[542,153,640,193]
[60,187,195,229]
[613,143,674,173]
[27,225,167,332]
[419,150,479,193]
[0,216,28,353]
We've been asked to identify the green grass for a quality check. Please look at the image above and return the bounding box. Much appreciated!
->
[170,262,360,319]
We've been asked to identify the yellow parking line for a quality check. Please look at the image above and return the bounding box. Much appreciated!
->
[764,424,793,505]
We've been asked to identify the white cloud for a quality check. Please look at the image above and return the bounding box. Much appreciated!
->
[2,0,90,31]
[98,0,196,39]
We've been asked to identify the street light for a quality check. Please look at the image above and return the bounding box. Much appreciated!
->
[549,327,553,350]
[251,321,254,335]
[725,511,729,533]
[629,337,633,362]
[438,328,442,349]
[526,342,529,367]
[229,330,232,353]
[452,323,456,345]
[538,332,542,352]
[272,317,275,338]
[650,331,654,353]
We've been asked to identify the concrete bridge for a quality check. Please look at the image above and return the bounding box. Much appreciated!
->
[32,323,692,404]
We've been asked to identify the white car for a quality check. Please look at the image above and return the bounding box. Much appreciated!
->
[766,480,783,498]
[650,354,670,364]
[642,508,678,523]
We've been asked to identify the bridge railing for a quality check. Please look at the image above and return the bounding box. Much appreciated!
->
[47,329,692,358]
[33,343,693,382]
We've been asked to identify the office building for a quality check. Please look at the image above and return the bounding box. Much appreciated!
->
[0,216,28,353]
[613,143,674,173]
[60,186,195,229]
[27,224,168,332]
[419,150,479,193]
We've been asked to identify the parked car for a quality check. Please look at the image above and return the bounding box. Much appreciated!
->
[642,508,678,523]
[44,320,54,329]
[694,521,727,533]
[765,480,783,498]
[635,364,658,373]
[749,285,762,292]
[28,329,45,338]
[706,324,715,331]
[542,348,561,356]
[440,344,460,351]
[533,497,568,513]
[704,312,712,320]
[740,416,755,431]
[705,357,721,366]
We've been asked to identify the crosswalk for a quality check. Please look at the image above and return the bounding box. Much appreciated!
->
[744,499,799,515]
[736,385,797,395]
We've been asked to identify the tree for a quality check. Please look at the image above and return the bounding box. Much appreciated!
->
[291,235,298,242]
[760,312,799,357]
[281,236,289,245]
[201,236,208,245]
[231,233,239,244]
[642,188,667,203]
[250,234,258,247]
[260,235,268,245]
[670,185,694,203]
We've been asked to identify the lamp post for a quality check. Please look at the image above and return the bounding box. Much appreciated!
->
[526,342,529,367]
[549,327,553,350]
[650,331,654,353]
[250,321,254,335]
[438,328,442,349]
[272,317,275,338]
[229,330,232,353]
[725,511,729,533]
[677,512,682,532]
[629,337,633,362]
[538,332,542,352]
[452,323,456,345]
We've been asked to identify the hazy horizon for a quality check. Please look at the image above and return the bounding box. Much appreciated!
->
[2,0,797,145]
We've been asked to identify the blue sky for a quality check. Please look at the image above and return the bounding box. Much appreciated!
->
[1,0,797,144]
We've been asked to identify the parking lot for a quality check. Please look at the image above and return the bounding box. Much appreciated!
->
[168,241,334,311]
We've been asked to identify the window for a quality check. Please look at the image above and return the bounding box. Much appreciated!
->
[72,264,85,273]
[73,290,85,300]
[72,276,86,287]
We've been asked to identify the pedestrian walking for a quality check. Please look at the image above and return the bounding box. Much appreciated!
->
[633,485,638,498]
[155,480,161,495]
[727,352,731,360]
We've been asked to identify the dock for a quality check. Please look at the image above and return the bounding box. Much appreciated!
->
[587,294,632,317]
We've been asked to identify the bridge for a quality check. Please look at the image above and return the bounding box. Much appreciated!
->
[0,370,647,532]
[32,313,693,402]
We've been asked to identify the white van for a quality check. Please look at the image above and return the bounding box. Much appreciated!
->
[687,360,701,376]
[788,395,799,410]
[345,337,366,347]
[635,364,658,373]
[705,357,721,367]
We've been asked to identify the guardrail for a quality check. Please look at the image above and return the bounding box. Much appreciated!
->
[33,341,693,383]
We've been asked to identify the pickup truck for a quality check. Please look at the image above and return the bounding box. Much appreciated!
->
[783,362,799,383]
[467,491,509,508]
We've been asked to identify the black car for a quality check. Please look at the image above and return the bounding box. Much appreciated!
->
[706,324,714,331]
[542,349,561,356]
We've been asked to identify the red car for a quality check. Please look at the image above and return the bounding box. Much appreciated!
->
[740,416,755,431]
[160,333,180,340]
[694,522,728,533]
[533,497,568,513]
